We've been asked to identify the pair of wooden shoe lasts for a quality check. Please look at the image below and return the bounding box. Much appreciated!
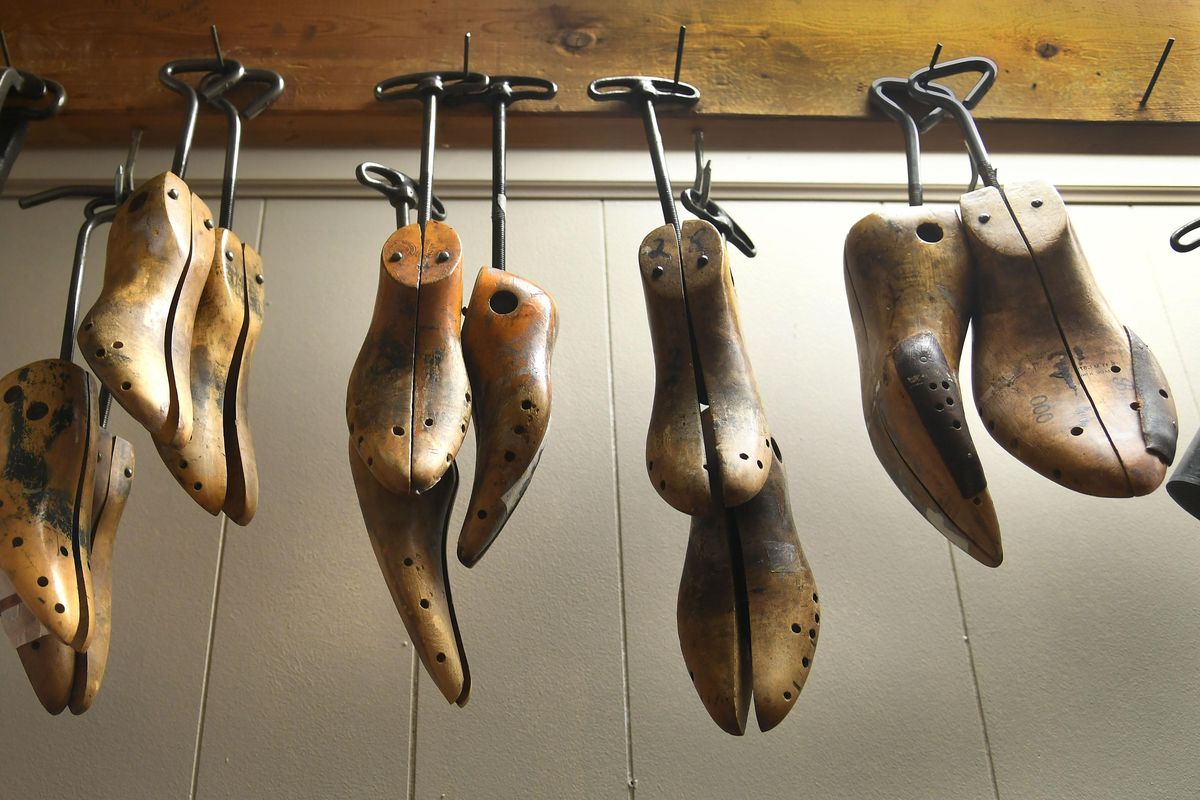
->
[0,363,134,714]
[637,217,819,734]
[347,188,558,706]
[845,182,1178,568]
[78,170,263,525]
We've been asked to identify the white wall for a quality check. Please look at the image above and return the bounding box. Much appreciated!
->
[1,148,1198,799]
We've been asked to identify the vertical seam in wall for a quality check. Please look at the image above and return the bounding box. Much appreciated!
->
[601,200,637,799]
[948,544,1001,800]
[188,513,231,800]
[406,650,420,800]
[189,200,268,799]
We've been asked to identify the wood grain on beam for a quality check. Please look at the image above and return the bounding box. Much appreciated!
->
[4,0,1199,150]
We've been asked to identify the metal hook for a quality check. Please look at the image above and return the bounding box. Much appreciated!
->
[690,130,707,197]
[159,54,245,178]
[444,60,557,271]
[907,55,1000,189]
[355,162,447,229]
[374,39,489,235]
[871,71,991,205]
[680,130,756,257]
[1170,217,1200,253]
[201,65,285,228]
[1141,37,1175,108]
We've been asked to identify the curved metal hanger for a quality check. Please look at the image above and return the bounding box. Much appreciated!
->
[1170,218,1200,253]
[355,162,447,230]
[204,66,286,230]
[19,130,140,365]
[445,69,558,271]
[588,26,700,237]
[159,56,244,179]
[375,34,489,234]
[905,56,1000,189]
[871,67,994,206]
[679,130,755,258]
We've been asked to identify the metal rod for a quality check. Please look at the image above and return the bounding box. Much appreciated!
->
[418,92,437,231]
[61,209,115,362]
[0,116,30,195]
[491,97,507,270]
[211,24,224,66]
[673,26,686,86]
[171,87,199,177]
[463,32,471,75]
[98,387,113,429]
[1140,36,1175,107]
[929,42,943,71]
[215,96,242,229]
[1,31,11,68]
[640,98,679,233]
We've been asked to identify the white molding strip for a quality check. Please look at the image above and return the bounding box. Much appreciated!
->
[6,148,1200,205]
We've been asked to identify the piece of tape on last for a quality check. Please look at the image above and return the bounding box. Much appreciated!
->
[0,571,50,648]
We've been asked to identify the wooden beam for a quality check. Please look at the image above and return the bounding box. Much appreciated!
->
[4,0,1199,150]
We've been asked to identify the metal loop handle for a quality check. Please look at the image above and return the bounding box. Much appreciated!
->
[870,76,981,205]
[159,57,245,177]
[906,56,1000,189]
[0,67,46,110]
[0,77,65,121]
[680,189,756,258]
[160,57,245,100]
[201,66,285,120]
[355,161,447,228]
[445,74,558,107]
[1170,218,1200,253]
[587,76,700,106]
[374,70,489,102]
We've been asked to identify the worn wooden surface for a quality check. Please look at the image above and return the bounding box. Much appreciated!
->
[639,220,770,514]
[678,441,820,736]
[458,266,557,568]
[222,238,264,525]
[964,180,1177,496]
[4,0,1200,150]
[80,173,215,448]
[347,221,470,496]
[0,359,97,649]
[350,445,468,707]
[70,432,134,714]
[156,228,244,515]
[844,206,1002,567]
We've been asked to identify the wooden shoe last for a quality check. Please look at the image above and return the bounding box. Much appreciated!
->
[347,221,471,495]
[679,438,819,734]
[0,359,97,648]
[458,267,558,566]
[963,181,1177,497]
[844,206,1002,567]
[78,172,215,447]
[641,220,771,515]
[349,443,469,705]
